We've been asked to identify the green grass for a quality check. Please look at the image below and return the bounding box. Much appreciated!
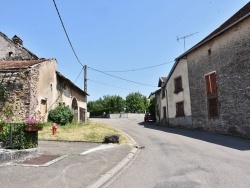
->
[38,120,130,144]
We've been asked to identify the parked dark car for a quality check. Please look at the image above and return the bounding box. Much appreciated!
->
[144,112,155,122]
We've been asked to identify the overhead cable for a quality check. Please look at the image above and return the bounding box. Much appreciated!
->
[74,67,84,83]
[52,0,84,67]
[88,67,157,87]
[88,79,134,91]
[99,61,175,72]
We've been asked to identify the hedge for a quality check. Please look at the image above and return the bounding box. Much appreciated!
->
[0,122,38,149]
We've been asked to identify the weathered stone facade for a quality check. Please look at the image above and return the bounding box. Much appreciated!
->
[0,32,38,60]
[0,66,40,121]
[187,14,250,137]
[0,31,88,122]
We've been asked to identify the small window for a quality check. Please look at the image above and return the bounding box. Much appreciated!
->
[8,52,13,57]
[174,76,183,94]
[176,101,185,117]
[163,106,167,118]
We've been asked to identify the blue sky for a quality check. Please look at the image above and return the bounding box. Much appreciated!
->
[0,1,249,101]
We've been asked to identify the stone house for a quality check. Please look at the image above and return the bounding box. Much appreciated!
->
[175,2,250,137]
[0,32,38,60]
[0,32,88,122]
[165,58,192,128]
[158,77,167,125]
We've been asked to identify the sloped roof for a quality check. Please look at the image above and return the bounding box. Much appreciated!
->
[0,59,48,70]
[158,77,167,87]
[0,32,39,60]
[56,71,89,96]
[176,2,250,61]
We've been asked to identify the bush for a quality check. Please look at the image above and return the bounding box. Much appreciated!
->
[48,103,73,125]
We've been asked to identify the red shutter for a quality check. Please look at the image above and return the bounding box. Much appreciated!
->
[210,72,217,93]
[205,75,211,94]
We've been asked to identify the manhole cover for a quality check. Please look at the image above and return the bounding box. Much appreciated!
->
[19,155,61,165]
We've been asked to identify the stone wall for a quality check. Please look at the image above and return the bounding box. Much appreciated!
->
[108,113,144,119]
[0,66,40,121]
[187,17,250,137]
[0,32,38,60]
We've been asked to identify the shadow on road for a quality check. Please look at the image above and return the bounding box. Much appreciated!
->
[138,121,250,151]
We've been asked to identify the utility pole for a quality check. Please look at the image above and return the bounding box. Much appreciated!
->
[84,65,87,97]
[177,32,198,51]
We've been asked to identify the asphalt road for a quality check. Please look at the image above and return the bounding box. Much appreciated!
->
[95,118,250,188]
[0,141,131,188]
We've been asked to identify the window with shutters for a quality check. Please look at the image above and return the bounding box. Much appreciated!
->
[176,101,185,117]
[205,72,218,118]
[174,76,183,94]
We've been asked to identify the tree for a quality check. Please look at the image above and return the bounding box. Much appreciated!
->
[87,95,125,114]
[125,92,149,113]
[148,97,156,118]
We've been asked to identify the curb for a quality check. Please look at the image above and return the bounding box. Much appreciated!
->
[0,148,38,165]
[87,128,140,188]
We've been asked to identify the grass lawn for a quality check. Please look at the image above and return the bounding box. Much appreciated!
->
[38,120,130,144]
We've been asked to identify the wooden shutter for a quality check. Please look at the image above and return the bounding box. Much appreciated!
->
[205,72,217,94]
[210,72,217,93]
[205,75,211,94]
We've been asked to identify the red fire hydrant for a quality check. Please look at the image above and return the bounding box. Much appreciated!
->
[52,123,57,135]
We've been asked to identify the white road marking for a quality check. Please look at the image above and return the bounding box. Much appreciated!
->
[80,144,117,155]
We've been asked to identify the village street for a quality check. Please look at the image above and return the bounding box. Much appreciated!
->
[0,118,250,188]
[95,118,250,188]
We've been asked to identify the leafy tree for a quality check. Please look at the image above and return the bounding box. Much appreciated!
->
[148,97,156,117]
[48,103,73,125]
[88,95,125,114]
[125,92,149,113]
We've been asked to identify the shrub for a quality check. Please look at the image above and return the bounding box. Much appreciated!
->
[48,103,73,125]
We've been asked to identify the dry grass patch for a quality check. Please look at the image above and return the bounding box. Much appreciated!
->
[39,120,130,144]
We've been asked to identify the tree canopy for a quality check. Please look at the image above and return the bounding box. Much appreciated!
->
[87,92,149,115]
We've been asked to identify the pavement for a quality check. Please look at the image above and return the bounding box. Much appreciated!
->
[0,134,139,188]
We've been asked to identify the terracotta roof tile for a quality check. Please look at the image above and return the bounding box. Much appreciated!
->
[0,59,47,70]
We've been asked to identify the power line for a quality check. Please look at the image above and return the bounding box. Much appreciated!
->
[74,67,84,83]
[88,66,157,87]
[88,79,134,91]
[52,0,84,67]
[99,60,175,72]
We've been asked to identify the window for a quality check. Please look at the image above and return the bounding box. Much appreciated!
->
[205,72,218,119]
[163,106,166,118]
[174,76,183,93]
[176,101,184,117]
[40,99,47,117]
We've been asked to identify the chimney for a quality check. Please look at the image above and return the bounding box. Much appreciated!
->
[12,35,23,46]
